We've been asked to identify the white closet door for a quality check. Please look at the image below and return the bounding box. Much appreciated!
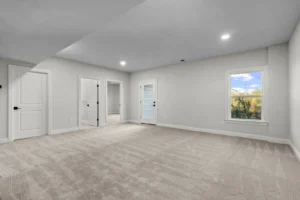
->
[86,79,99,127]
[12,66,47,140]
[140,80,157,124]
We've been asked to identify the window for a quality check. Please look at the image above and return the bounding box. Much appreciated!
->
[226,67,268,124]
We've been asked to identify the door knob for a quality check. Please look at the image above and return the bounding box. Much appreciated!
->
[87,104,90,107]
[13,107,21,110]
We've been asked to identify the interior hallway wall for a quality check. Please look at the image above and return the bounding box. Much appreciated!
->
[107,84,120,114]
[130,44,289,139]
[289,20,300,152]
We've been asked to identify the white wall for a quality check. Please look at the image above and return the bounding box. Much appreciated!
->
[130,44,289,139]
[289,21,300,151]
[0,44,290,141]
[108,84,120,114]
[0,57,130,140]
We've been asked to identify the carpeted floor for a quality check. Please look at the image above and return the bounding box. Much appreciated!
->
[107,114,121,125]
[0,123,299,200]
[80,124,97,130]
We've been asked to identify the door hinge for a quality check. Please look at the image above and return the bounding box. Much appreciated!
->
[0,85,2,89]
[97,101,99,104]
[97,119,99,121]
[97,85,99,87]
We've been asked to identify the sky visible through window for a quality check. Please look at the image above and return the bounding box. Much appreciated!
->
[230,71,262,120]
[231,72,262,95]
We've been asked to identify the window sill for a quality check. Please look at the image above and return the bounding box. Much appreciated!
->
[224,120,269,126]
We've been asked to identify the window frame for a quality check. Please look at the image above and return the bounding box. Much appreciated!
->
[225,66,268,125]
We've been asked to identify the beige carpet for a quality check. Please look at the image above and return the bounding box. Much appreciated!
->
[107,114,120,125]
[80,124,97,130]
[0,123,299,200]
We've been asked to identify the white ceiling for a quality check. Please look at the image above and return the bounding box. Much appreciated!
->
[0,0,145,63]
[57,0,300,72]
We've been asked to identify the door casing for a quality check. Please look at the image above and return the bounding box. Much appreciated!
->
[8,65,52,141]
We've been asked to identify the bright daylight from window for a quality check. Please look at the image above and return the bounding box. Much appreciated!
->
[230,72,262,120]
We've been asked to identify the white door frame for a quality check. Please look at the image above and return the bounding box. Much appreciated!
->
[139,79,157,125]
[8,65,52,142]
[105,79,124,124]
[78,75,101,129]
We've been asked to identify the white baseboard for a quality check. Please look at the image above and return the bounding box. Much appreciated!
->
[0,138,8,144]
[128,120,141,124]
[100,121,128,125]
[288,140,300,162]
[81,120,89,125]
[157,123,290,144]
[157,123,300,162]
[51,127,80,135]
[113,120,300,162]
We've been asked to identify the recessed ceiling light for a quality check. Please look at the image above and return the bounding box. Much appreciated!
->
[120,61,126,66]
[221,33,231,41]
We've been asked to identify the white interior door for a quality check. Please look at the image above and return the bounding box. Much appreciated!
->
[81,78,99,127]
[12,66,47,140]
[139,80,157,124]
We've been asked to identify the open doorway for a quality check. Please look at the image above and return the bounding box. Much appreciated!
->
[106,80,123,125]
[79,77,100,130]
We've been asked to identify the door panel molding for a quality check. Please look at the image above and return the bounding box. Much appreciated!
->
[8,65,52,141]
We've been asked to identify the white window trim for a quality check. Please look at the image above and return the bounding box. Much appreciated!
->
[225,66,269,126]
